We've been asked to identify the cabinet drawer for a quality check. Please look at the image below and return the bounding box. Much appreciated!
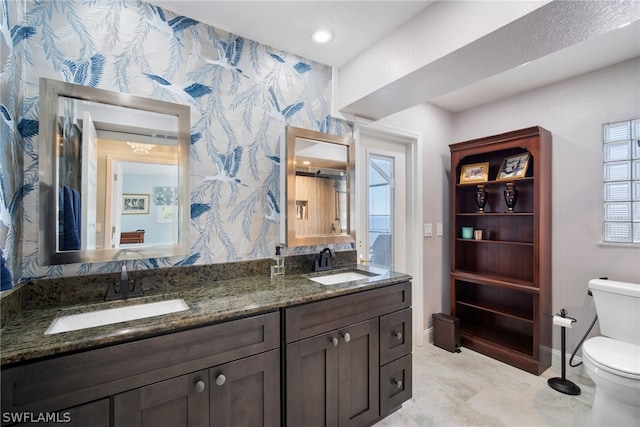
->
[380,308,412,365]
[285,282,411,343]
[380,354,412,416]
[1,311,279,416]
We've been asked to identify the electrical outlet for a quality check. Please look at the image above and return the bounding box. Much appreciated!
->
[437,223,443,236]
[424,223,433,237]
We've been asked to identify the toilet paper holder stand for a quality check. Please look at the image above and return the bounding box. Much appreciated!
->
[546,309,581,395]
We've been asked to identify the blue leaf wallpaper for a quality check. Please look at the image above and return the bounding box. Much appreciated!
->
[0,0,353,287]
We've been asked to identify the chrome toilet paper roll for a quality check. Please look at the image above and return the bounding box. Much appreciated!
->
[552,315,573,328]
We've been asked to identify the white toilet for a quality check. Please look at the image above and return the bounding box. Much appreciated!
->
[582,279,640,427]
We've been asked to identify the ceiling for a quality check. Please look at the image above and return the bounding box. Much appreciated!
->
[149,1,639,115]
[148,0,434,68]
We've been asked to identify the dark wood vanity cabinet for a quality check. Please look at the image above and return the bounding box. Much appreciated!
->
[284,282,412,427]
[2,281,411,427]
[449,127,552,375]
[113,350,280,427]
[1,312,280,427]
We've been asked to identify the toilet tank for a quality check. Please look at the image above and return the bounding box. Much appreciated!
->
[588,279,640,345]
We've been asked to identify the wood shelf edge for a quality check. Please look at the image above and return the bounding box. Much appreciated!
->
[460,334,546,375]
[455,238,533,246]
[451,271,540,293]
[456,300,534,323]
[455,212,534,216]
[456,177,534,188]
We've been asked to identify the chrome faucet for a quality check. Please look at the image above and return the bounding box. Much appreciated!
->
[313,248,333,272]
[105,264,144,301]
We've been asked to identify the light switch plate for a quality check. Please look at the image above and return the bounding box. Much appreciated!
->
[424,223,433,237]
[437,223,443,236]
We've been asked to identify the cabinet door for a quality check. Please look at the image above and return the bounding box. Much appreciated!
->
[210,349,280,427]
[64,399,110,427]
[338,319,379,427]
[114,370,209,427]
[286,331,339,427]
[12,398,110,427]
[286,319,379,427]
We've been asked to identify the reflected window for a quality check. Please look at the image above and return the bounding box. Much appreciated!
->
[368,154,393,268]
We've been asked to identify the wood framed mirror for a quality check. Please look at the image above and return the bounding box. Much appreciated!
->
[281,126,355,247]
[38,78,191,265]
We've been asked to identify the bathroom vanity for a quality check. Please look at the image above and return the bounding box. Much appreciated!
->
[0,263,411,426]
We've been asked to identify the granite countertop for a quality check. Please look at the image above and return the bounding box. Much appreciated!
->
[0,263,411,366]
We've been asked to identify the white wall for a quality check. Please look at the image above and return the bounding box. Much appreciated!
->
[451,58,640,353]
[374,58,639,353]
[376,103,454,331]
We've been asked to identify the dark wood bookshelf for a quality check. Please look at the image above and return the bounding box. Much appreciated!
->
[449,127,552,375]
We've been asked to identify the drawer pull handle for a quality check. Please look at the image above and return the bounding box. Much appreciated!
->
[393,379,403,390]
[216,374,227,386]
[343,332,351,343]
[332,337,339,347]
[194,380,206,393]
[394,332,403,341]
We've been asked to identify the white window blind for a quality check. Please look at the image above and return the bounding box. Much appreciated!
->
[602,118,640,244]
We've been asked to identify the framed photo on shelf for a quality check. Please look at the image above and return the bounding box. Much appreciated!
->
[459,162,490,184]
[496,152,530,180]
[122,194,149,214]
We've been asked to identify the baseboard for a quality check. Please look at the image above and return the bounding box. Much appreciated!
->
[424,327,433,344]
[551,348,588,379]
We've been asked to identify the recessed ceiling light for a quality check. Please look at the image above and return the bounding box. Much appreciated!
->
[311,29,333,44]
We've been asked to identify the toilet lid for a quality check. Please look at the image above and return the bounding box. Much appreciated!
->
[583,337,640,378]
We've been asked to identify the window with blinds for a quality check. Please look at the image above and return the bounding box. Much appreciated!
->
[602,118,640,244]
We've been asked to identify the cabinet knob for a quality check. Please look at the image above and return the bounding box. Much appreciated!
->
[215,374,226,386]
[194,380,206,393]
[343,332,351,343]
[393,379,403,390]
[394,331,403,341]
[332,337,339,347]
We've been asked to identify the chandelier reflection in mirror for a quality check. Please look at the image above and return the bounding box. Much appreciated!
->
[127,141,155,154]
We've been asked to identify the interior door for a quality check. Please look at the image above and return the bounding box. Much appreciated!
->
[81,111,98,250]
[106,160,124,249]
[357,126,424,348]
[358,136,407,272]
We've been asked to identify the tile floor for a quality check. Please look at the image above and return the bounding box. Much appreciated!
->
[375,344,595,427]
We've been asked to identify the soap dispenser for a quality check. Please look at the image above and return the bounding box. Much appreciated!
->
[271,245,285,278]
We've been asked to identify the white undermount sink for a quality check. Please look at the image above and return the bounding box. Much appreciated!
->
[309,271,377,286]
[45,299,190,335]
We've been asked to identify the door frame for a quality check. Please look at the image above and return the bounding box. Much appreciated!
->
[354,120,424,347]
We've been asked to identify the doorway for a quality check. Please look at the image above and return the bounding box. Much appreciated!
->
[356,123,424,346]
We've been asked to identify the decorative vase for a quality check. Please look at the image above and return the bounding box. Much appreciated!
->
[504,182,519,212]
[475,184,488,212]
